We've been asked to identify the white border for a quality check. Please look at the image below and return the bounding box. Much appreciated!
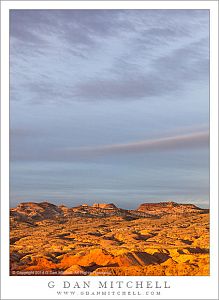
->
[1,1,218,299]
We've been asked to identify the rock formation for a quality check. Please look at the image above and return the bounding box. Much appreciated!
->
[10,201,209,276]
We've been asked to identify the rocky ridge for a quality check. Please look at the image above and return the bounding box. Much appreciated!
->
[10,201,208,223]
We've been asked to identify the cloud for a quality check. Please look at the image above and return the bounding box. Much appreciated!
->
[10,10,131,50]
[10,128,35,137]
[154,37,209,82]
[10,128,209,162]
[59,131,209,158]
[9,10,210,208]
[73,73,177,101]
[10,9,209,104]
[72,36,209,101]
[10,127,47,138]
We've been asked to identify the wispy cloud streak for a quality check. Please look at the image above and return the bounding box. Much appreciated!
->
[61,131,209,157]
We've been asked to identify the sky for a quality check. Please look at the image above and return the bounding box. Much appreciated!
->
[10,9,209,209]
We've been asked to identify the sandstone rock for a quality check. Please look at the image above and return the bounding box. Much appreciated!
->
[10,201,209,276]
[63,265,86,275]
[59,248,114,268]
[92,203,118,210]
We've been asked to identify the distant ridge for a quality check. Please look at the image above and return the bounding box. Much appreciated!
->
[137,201,199,209]
[10,201,209,224]
[137,201,207,217]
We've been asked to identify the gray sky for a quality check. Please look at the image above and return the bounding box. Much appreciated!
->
[10,9,209,209]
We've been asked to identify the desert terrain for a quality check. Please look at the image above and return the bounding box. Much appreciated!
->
[10,201,209,276]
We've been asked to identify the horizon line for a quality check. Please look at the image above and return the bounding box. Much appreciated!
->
[10,199,209,210]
